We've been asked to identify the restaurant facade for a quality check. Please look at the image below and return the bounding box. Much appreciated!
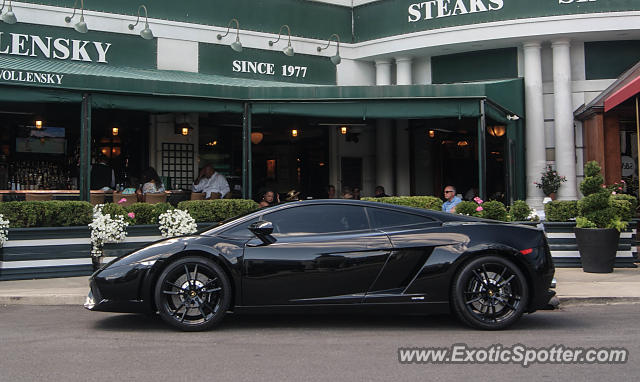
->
[0,0,639,206]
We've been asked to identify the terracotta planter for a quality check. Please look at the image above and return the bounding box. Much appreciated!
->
[574,227,620,273]
[547,192,556,200]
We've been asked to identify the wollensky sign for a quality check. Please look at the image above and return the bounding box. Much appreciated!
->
[0,32,112,63]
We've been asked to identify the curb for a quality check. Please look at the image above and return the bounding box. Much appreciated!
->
[558,296,640,306]
[0,295,86,306]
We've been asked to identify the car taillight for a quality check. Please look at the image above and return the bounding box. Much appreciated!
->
[520,248,533,255]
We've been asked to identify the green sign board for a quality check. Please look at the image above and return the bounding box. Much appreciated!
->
[0,23,157,69]
[354,0,640,41]
[199,43,337,85]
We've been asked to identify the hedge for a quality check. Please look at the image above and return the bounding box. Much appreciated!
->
[0,199,259,227]
[362,196,443,211]
[544,200,578,222]
[177,200,260,223]
[0,201,93,228]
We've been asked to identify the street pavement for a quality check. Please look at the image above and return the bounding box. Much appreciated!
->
[1,267,640,306]
[0,304,639,381]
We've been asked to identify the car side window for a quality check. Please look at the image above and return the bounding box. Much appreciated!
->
[367,207,435,230]
[264,205,369,235]
[219,217,259,239]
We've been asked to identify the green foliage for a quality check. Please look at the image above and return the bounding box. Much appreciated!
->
[479,200,508,221]
[579,173,605,196]
[612,194,637,221]
[361,196,443,211]
[455,201,479,216]
[607,217,628,231]
[100,203,131,223]
[544,200,578,222]
[177,199,260,222]
[534,165,567,195]
[583,160,602,178]
[509,200,533,221]
[0,201,92,228]
[575,216,597,228]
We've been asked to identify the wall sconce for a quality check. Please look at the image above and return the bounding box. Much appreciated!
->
[35,120,43,129]
[251,132,264,144]
[112,127,119,136]
[128,5,153,40]
[291,129,298,137]
[506,114,520,121]
[317,34,341,65]
[428,130,435,138]
[269,25,294,57]
[487,125,506,137]
[0,0,17,24]
[457,140,469,147]
[340,126,347,135]
[217,18,243,52]
[65,0,88,33]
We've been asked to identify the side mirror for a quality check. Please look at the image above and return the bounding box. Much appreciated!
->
[248,220,276,245]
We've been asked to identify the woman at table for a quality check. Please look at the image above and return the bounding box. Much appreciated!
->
[136,167,165,201]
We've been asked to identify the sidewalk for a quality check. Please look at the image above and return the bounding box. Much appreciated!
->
[0,267,639,306]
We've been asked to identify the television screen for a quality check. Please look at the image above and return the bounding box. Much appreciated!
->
[16,126,66,154]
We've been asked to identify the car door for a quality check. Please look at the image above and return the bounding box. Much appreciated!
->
[241,204,390,306]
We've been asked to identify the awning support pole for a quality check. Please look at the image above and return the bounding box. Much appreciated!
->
[636,96,639,195]
[80,93,92,202]
[242,102,252,199]
[478,99,487,201]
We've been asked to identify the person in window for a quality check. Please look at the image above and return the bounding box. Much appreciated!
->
[352,186,361,200]
[442,185,462,213]
[90,154,115,190]
[193,164,230,199]
[374,185,389,197]
[341,186,354,199]
[140,167,165,194]
[259,190,279,207]
[326,184,336,199]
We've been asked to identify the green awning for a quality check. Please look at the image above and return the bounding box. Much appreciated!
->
[90,93,243,113]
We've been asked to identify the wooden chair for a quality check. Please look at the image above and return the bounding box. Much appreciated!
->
[144,192,168,204]
[112,192,137,206]
[25,193,53,201]
[223,192,233,199]
[90,193,105,205]
[190,192,205,200]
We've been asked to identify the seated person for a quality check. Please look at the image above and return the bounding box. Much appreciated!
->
[442,185,462,213]
[259,190,279,207]
[192,164,230,199]
[136,167,165,201]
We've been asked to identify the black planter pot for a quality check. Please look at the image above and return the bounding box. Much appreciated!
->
[574,227,620,273]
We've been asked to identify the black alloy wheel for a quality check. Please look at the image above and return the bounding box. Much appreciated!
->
[154,256,231,331]
[451,255,529,330]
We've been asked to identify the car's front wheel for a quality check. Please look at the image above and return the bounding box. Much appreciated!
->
[154,256,231,331]
[451,255,529,330]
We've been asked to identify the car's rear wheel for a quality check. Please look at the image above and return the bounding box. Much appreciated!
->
[451,255,528,330]
[154,256,231,331]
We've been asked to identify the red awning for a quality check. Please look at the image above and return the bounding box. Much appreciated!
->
[604,75,640,112]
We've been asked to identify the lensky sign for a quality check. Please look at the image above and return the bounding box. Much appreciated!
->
[0,32,112,63]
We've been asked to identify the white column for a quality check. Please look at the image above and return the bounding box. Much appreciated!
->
[523,42,546,208]
[413,57,432,85]
[395,57,412,86]
[375,59,392,86]
[394,57,412,195]
[552,39,578,200]
[375,59,394,194]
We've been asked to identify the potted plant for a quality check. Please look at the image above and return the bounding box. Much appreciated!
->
[534,165,567,199]
[574,161,634,273]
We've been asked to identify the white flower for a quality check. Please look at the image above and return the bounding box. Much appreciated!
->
[158,209,197,238]
[0,214,10,248]
[527,208,540,221]
[88,204,129,257]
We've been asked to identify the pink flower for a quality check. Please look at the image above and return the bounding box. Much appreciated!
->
[621,180,626,183]
[117,198,127,204]
[618,187,623,190]
[476,206,483,212]
[473,197,483,204]
[128,212,135,218]
[612,191,617,195]
[601,184,606,188]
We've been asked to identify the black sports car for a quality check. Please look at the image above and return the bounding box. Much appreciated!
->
[85,199,555,331]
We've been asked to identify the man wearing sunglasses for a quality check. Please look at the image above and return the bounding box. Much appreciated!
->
[442,185,462,213]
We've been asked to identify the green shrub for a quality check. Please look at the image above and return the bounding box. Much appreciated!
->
[177,199,260,222]
[361,196,443,211]
[0,201,93,228]
[124,203,173,225]
[455,201,479,216]
[509,200,533,221]
[479,200,508,221]
[544,200,578,222]
[100,203,133,224]
[612,194,637,221]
